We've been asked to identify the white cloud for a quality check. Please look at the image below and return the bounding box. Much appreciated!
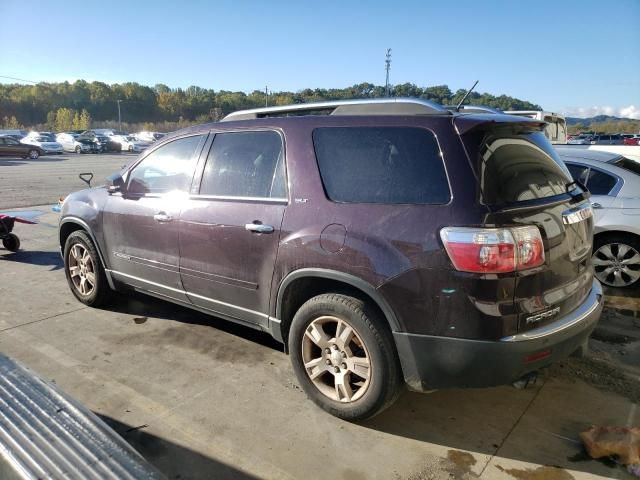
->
[561,105,639,119]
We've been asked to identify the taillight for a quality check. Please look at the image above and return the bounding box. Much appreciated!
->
[440,226,545,273]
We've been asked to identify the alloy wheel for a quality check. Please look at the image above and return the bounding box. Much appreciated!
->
[301,315,371,403]
[29,150,39,159]
[68,244,96,295]
[592,242,640,287]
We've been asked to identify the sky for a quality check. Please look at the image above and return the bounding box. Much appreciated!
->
[1,0,639,118]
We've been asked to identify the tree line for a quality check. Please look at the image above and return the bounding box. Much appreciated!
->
[0,80,548,132]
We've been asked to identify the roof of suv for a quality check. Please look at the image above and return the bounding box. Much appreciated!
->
[164,98,545,141]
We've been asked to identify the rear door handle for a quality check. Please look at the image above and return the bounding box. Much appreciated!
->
[591,202,602,209]
[245,223,274,234]
[153,212,173,222]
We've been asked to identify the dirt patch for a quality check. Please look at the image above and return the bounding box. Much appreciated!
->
[546,354,640,404]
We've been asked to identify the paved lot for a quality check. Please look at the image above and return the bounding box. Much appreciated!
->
[0,153,133,208]
[0,157,638,479]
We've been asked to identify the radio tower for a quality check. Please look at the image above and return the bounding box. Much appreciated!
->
[385,49,392,97]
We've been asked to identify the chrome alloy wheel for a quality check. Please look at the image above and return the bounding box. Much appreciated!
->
[301,315,371,403]
[68,244,96,295]
[592,242,640,287]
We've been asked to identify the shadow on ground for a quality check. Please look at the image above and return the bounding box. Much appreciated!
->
[97,415,258,480]
[101,291,284,353]
[0,250,63,270]
[0,157,66,166]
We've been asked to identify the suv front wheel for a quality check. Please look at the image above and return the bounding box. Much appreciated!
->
[63,230,112,306]
[289,293,402,420]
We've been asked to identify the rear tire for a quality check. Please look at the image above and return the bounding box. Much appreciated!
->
[63,230,112,306]
[2,233,20,251]
[75,145,81,154]
[288,293,402,420]
[592,233,640,288]
[28,149,39,159]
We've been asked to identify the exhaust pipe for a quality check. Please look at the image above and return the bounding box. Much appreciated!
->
[512,371,538,389]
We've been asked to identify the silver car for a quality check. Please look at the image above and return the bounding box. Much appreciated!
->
[556,146,640,288]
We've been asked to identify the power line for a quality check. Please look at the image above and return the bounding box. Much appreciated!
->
[0,75,40,84]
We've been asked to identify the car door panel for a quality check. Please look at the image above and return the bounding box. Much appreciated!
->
[178,129,287,327]
[102,134,206,301]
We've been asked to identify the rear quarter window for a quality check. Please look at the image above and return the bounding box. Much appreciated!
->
[312,127,450,204]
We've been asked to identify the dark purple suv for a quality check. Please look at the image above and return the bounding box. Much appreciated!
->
[59,99,603,420]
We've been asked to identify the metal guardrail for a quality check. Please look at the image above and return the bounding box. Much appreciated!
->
[0,354,164,479]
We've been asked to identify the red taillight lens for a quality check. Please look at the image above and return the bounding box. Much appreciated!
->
[440,226,545,274]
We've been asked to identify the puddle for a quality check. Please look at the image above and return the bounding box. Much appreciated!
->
[443,449,477,477]
[496,465,574,480]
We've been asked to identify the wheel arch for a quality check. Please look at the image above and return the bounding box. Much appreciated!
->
[273,268,401,350]
[59,218,108,270]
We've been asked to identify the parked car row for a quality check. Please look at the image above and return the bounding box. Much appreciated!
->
[0,128,167,157]
[567,133,640,145]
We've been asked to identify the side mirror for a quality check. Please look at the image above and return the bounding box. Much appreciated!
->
[106,173,125,194]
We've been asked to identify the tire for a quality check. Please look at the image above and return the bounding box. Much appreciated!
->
[63,230,112,306]
[2,233,20,252]
[128,145,133,152]
[288,293,402,421]
[75,146,81,154]
[592,233,640,288]
[28,149,39,159]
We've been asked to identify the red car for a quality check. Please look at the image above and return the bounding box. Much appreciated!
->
[623,135,640,146]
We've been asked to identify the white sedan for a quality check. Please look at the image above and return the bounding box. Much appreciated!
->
[111,135,151,153]
[20,136,64,154]
[556,146,640,288]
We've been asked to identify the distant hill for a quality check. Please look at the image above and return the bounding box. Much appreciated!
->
[566,115,639,126]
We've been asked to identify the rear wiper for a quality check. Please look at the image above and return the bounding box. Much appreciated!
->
[566,180,590,202]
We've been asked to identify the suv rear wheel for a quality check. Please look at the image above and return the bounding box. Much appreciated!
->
[63,230,112,306]
[289,293,402,420]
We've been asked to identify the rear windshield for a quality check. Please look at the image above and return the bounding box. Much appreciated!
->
[611,157,640,176]
[312,127,450,204]
[465,130,572,205]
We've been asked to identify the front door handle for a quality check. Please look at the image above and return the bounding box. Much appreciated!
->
[245,223,274,234]
[591,202,602,209]
[153,212,173,222]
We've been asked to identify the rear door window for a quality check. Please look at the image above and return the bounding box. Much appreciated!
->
[199,130,286,199]
[467,131,572,205]
[312,127,450,204]
[566,163,589,184]
[586,169,617,195]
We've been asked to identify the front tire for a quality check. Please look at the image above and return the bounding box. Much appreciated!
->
[63,230,112,306]
[2,233,20,251]
[289,293,402,420]
[28,149,39,159]
[592,234,640,288]
[75,145,81,154]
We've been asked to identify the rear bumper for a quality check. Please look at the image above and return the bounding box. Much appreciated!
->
[394,279,603,391]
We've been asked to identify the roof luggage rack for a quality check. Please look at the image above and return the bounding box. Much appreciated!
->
[443,105,504,114]
[222,97,451,121]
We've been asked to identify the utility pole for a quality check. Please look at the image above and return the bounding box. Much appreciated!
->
[116,99,122,132]
[385,48,392,97]
[265,86,269,107]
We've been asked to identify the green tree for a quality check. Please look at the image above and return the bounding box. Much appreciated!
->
[54,108,75,131]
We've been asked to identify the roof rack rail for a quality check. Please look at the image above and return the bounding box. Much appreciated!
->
[221,97,451,121]
[443,105,504,114]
